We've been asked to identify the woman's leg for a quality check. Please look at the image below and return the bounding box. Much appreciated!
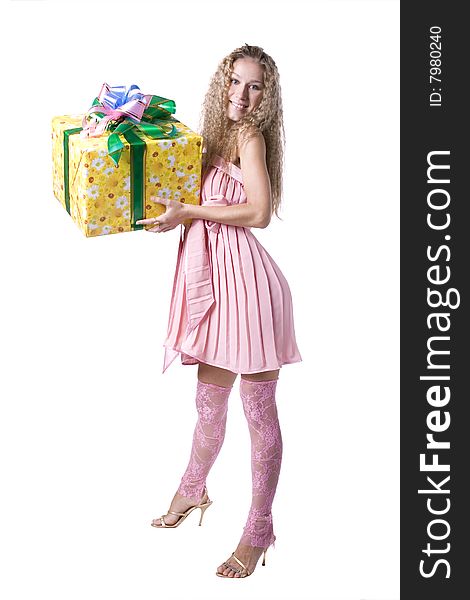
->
[177,364,237,499]
[197,362,239,388]
[152,363,237,527]
[239,370,282,548]
[217,369,281,577]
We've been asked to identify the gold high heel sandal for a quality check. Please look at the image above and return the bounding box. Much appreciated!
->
[216,548,268,578]
[151,487,213,528]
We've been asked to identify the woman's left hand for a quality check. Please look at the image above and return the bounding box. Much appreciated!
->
[136,197,186,233]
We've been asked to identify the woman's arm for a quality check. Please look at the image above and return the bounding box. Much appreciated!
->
[182,132,272,229]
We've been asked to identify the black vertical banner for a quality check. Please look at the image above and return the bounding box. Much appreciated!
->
[401,2,468,599]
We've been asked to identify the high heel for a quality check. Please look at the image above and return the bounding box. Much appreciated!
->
[151,487,213,528]
[216,547,269,578]
[197,501,212,526]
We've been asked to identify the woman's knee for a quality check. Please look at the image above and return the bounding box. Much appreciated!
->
[197,362,238,388]
[241,369,280,382]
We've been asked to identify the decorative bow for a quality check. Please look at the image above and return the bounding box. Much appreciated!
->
[180,194,233,338]
[81,83,178,166]
[203,195,230,234]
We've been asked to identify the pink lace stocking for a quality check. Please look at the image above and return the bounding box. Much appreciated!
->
[177,380,233,500]
[239,378,282,550]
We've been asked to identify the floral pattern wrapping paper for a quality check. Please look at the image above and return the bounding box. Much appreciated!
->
[52,115,203,237]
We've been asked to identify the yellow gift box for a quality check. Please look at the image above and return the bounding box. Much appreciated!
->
[52,115,202,237]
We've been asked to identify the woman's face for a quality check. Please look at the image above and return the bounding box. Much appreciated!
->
[227,58,264,122]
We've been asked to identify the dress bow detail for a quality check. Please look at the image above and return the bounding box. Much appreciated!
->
[182,194,229,338]
[203,194,230,234]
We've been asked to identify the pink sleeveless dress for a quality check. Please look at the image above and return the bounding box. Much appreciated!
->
[162,155,302,374]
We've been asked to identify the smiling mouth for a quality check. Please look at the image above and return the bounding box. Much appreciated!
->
[230,100,248,110]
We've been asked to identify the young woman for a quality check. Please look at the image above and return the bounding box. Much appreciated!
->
[137,44,302,579]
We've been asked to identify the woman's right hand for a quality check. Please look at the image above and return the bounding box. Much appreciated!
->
[137,197,188,233]
[136,220,188,234]
[136,218,179,234]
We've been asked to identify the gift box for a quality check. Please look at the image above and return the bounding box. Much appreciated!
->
[52,84,203,237]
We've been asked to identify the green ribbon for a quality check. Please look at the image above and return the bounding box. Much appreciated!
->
[63,127,83,214]
[122,128,146,231]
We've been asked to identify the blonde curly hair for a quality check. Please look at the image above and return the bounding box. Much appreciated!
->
[199,44,285,219]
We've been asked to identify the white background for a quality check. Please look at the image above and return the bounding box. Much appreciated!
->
[1,1,399,599]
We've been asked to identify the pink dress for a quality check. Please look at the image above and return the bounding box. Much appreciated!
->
[162,155,302,374]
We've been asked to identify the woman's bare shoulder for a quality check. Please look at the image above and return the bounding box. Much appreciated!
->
[237,125,264,147]
[237,127,266,161]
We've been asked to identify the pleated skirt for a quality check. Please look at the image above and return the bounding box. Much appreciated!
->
[162,219,302,374]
